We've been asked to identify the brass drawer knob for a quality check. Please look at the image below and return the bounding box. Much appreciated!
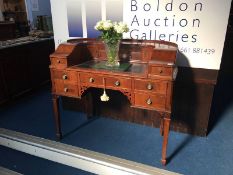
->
[146,98,152,105]
[62,74,68,80]
[159,69,163,74]
[64,87,68,92]
[115,81,120,86]
[57,60,60,64]
[147,83,153,90]
[89,77,94,83]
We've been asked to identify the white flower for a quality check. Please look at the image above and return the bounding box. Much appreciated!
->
[94,20,129,42]
[114,22,129,34]
[95,20,115,31]
[102,20,113,30]
[95,20,129,33]
[94,21,104,30]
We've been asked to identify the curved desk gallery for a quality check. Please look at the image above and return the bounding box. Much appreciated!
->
[49,38,178,165]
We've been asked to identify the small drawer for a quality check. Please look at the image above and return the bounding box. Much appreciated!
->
[52,70,77,83]
[50,57,67,69]
[149,66,172,76]
[79,73,103,86]
[105,77,131,89]
[134,93,165,110]
[54,80,79,97]
[134,79,167,94]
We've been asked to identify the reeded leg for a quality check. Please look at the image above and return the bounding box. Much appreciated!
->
[161,117,171,166]
[52,94,62,140]
[160,117,164,136]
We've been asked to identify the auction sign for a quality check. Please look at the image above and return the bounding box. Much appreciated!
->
[50,0,231,69]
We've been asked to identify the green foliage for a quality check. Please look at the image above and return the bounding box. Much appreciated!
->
[101,30,122,44]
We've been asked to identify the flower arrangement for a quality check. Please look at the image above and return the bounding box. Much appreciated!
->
[95,20,129,44]
[95,20,129,67]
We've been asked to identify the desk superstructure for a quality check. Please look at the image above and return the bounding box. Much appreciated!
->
[49,38,178,165]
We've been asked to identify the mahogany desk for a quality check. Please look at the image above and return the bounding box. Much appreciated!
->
[50,39,178,165]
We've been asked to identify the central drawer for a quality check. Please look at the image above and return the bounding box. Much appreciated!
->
[79,73,132,89]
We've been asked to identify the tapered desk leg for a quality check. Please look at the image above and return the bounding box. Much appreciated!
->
[160,117,164,136]
[161,117,171,166]
[52,95,62,140]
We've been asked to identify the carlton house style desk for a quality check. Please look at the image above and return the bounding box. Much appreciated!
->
[49,38,178,165]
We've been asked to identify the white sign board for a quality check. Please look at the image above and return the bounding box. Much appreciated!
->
[50,0,231,70]
[123,0,231,69]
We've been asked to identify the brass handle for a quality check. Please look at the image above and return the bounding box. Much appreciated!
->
[57,60,60,63]
[147,83,153,90]
[64,87,68,92]
[62,74,68,80]
[146,98,152,105]
[115,81,120,86]
[159,69,163,74]
[89,77,94,83]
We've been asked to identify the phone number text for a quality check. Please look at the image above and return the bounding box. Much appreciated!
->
[179,47,215,54]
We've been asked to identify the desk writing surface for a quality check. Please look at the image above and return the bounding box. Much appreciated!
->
[71,60,148,78]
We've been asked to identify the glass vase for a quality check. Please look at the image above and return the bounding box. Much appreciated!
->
[104,40,120,67]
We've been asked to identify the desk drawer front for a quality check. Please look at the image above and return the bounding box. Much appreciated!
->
[54,80,79,97]
[105,77,131,89]
[79,73,103,86]
[51,57,67,69]
[149,66,172,76]
[134,79,167,94]
[134,93,165,110]
[52,70,77,83]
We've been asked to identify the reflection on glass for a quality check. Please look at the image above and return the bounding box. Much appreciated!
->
[75,60,146,74]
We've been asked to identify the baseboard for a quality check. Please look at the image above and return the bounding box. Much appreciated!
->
[0,128,181,175]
